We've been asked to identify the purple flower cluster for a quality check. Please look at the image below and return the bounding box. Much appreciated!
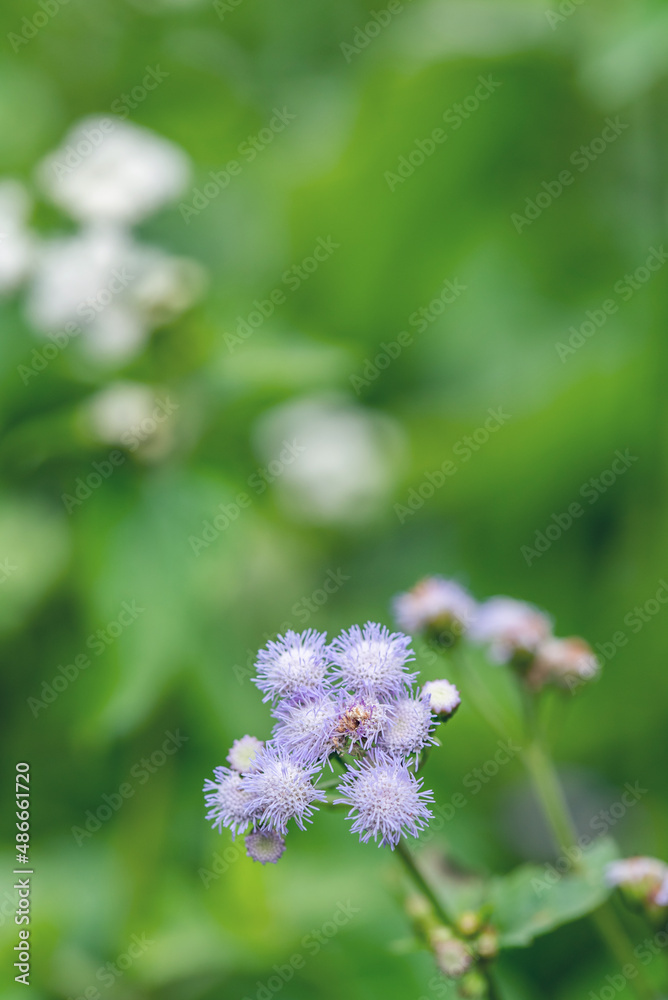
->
[204,623,460,861]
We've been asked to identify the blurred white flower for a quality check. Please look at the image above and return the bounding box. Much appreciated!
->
[469,596,552,663]
[25,226,205,363]
[393,577,477,635]
[37,116,190,225]
[605,857,668,887]
[0,180,36,293]
[86,382,158,443]
[85,381,177,460]
[253,396,405,524]
[528,636,599,691]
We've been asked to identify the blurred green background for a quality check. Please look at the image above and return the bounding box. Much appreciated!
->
[2,0,668,997]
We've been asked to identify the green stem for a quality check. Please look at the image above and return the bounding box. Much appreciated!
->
[449,644,518,743]
[522,738,578,854]
[520,700,657,1000]
[395,839,452,927]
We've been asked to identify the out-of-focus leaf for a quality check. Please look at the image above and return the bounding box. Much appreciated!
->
[489,837,619,948]
[0,494,70,633]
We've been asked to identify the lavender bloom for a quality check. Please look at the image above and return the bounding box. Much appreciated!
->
[469,597,552,664]
[203,766,257,838]
[331,696,393,755]
[253,629,330,702]
[393,576,476,636]
[422,679,461,718]
[335,759,434,849]
[329,622,417,699]
[377,693,438,763]
[227,735,264,772]
[272,692,338,765]
[242,745,327,835]
[245,830,286,865]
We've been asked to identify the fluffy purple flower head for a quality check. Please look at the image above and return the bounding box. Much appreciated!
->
[377,693,438,764]
[421,679,461,718]
[203,766,257,838]
[329,622,417,699]
[272,692,338,766]
[393,576,477,636]
[469,597,552,664]
[245,830,286,865]
[241,745,327,835]
[335,758,434,849]
[227,735,264,772]
[253,629,330,703]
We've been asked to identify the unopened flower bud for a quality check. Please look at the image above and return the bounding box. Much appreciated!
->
[405,893,433,923]
[458,969,488,998]
[456,910,482,937]
[475,927,499,960]
[422,679,461,719]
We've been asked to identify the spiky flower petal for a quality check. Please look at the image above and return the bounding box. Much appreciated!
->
[203,766,256,838]
[272,692,338,765]
[335,758,433,849]
[242,745,327,835]
[378,693,438,763]
[253,629,330,703]
[329,621,417,699]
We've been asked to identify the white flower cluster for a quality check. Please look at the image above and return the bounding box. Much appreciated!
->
[1,116,205,364]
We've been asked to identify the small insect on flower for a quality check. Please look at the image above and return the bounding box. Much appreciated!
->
[331,697,393,755]
[245,830,286,865]
[242,745,327,835]
[378,694,438,764]
[469,597,552,665]
[422,679,461,718]
[527,637,599,692]
[335,758,434,849]
[203,766,257,838]
[329,622,417,699]
[272,692,338,766]
[393,576,477,641]
[227,735,264,772]
[253,629,331,703]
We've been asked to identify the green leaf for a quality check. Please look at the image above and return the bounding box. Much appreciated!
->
[418,837,620,949]
[489,837,620,948]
